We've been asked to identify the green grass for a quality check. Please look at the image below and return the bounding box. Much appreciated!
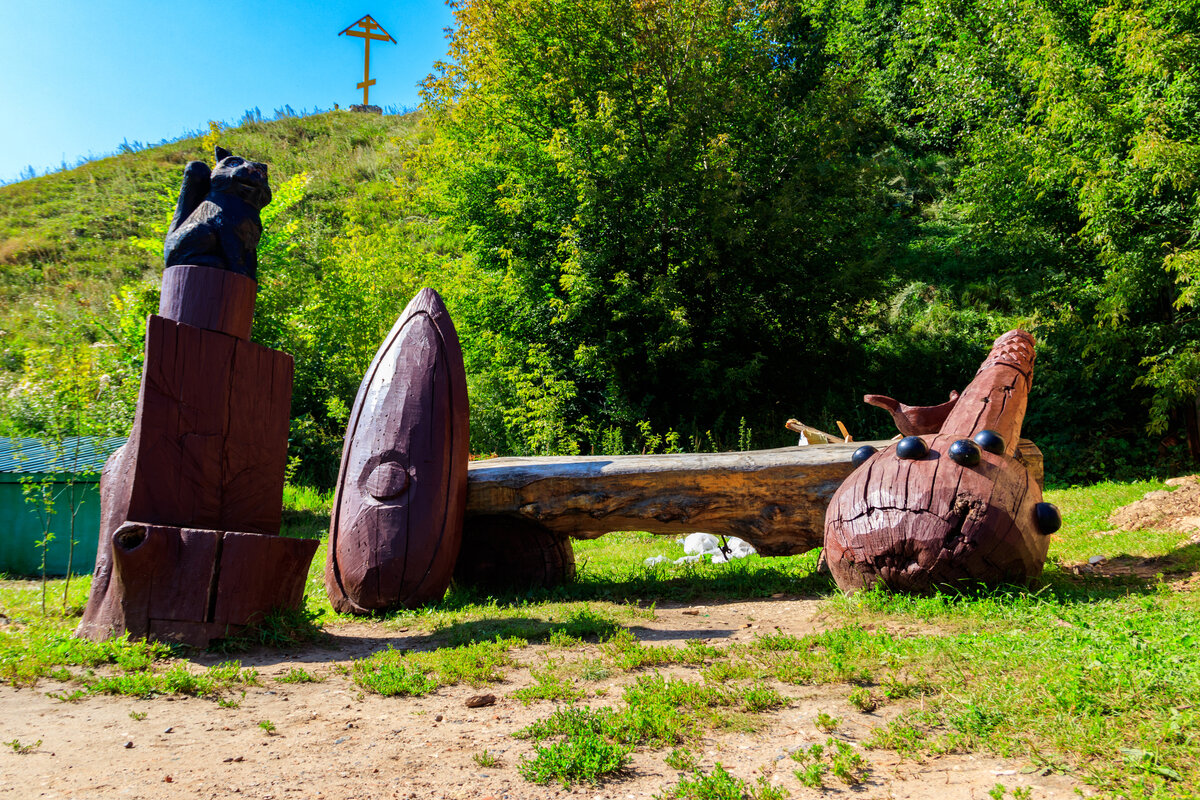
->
[87,661,259,699]
[517,728,632,787]
[275,667,324,684]
[1045,480,1185,564]
[515,672,786,758]
[3,478,1200,798]
[656,763,787,800]
[351,637,519,697]
[788,739,869,788]
[512,661,586,704]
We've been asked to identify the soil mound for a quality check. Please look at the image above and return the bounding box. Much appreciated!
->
[1108,475,1200,534]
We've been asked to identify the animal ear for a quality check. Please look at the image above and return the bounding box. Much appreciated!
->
[215,146,232,162]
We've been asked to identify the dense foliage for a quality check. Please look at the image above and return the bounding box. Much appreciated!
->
[420,0,1200,477]
[421,0,907,454]
[1,0,1197,485]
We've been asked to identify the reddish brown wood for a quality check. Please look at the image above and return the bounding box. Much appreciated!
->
[76,524,317,646]
[212,533,320,628]
[78,268,315,646]
[125,315,292,535]
[825,330,1053,593]
[864,390,960,436]
[158,265,257,340]
[325,288,469,614]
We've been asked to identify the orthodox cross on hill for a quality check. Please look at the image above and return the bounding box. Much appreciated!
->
[339,14,396,106]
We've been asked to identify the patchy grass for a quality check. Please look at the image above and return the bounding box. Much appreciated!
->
[518,727,632,787]
[351,637,520,697]
[657,763,788,800]
[3,478,1200,798]
[515,672,786,758]
[512,661,586,705]
[86,661,259,699]
[275,667,324,684]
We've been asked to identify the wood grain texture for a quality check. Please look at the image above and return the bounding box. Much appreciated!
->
[126,315,292,535]
[824,330,1050,593]
[76,524,316,647]
[461,441,1042,559]
[77,286,314,646]
[325,288,469,614]
[158,265,257,340]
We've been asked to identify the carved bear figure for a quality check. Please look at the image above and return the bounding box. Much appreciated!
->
[163,146,272,280]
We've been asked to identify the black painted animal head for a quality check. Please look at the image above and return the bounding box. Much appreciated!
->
[210,146,272,209]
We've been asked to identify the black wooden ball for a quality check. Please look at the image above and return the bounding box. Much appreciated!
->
[851,444,878,468]
[895,436,929,460]
[972,429,1006,455]
[1034,502,1062,534]
[948,438,982,467]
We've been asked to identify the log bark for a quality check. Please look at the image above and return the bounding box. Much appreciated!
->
[463,441,1043,558]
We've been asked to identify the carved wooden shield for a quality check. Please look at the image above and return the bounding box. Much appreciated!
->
[324,289,469,613]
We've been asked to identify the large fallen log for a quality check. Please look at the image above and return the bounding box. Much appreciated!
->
[463,440,1042,562]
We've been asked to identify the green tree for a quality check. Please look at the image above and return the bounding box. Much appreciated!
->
[422,0,905,453]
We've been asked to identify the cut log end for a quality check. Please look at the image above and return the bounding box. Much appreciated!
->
[454,516,576,592]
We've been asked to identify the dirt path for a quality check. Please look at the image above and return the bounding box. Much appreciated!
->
[1,599,1084,800]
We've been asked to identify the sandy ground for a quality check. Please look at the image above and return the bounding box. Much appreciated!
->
[0,598,1084,800]
[12,476,1199,800]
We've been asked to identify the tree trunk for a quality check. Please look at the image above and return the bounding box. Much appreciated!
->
[464,441,1043,558]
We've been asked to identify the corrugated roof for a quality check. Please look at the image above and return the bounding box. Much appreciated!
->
[0,437,127,474]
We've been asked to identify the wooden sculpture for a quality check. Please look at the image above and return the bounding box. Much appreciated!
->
[164,147,272,280]
[325,288,469,614]
[824,330,1061,593]
[76,151,317,647]
[456,441,1043,590]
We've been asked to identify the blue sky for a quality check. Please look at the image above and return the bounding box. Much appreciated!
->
[0,1,456,184]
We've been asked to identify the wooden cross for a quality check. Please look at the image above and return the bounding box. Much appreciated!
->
[339,14,396,107]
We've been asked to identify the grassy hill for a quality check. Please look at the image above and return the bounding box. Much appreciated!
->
[0,111,422,350]
[0,111,445,484]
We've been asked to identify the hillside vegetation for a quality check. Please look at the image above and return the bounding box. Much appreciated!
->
[1,0,1198,487]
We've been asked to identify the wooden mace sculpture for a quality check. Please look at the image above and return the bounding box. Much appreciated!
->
[325,288,469,614]
[823,329,1062,593]
[76,149,318,646]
